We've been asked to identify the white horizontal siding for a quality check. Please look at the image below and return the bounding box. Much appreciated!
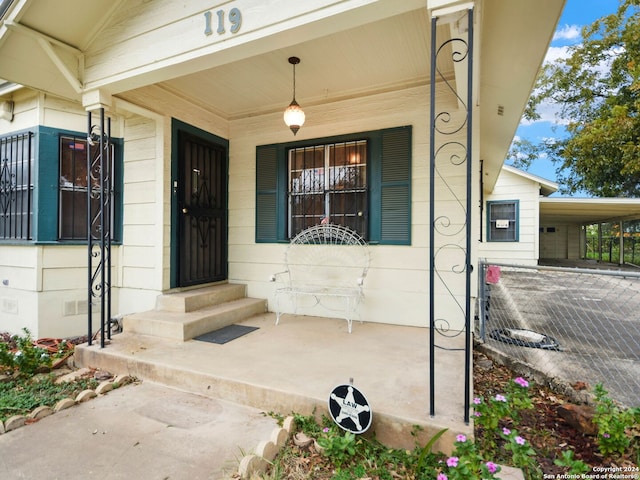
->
[118,114,166,299]
[228,83,467,328]
[479,168,541,265]
[0,75,476,333]
[0,90,38,133]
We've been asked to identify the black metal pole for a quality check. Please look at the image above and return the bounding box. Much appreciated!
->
[106,116,112,340]
[26,132,33,240]
[87,111,93,346]
[99,108,106,348]
[464,8,474,425]
[429,14,437,418]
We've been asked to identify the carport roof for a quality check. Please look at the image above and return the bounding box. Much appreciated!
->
[540,197,640,225]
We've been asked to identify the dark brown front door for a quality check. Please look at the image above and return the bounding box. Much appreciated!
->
[176,131,227,287]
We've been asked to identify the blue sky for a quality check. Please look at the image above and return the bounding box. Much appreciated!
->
[511,0,621,191]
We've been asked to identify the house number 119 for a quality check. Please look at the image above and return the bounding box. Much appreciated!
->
[204,8,242,36]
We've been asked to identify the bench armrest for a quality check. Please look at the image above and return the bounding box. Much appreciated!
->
[269,271,289,282]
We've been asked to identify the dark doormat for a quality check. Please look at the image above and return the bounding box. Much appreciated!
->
[194,324,259,345]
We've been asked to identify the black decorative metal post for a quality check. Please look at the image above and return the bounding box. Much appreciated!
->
[87,108,112,348]
[429,8,474,423]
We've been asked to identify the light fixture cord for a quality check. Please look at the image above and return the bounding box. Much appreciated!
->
[292,62,296,101]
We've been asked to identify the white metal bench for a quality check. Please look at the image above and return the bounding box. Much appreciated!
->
[271,224,370,333]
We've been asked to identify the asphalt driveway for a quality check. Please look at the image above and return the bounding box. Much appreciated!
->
[482,263,640,408]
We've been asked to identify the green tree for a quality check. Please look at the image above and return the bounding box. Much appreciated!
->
[514,0,640,197]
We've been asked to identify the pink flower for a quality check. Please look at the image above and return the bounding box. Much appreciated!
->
[473,397,482,404]
[456,434,467,443]
[502,427,511,435]
[437,474,448,480]
[486,461,498,474]
[515,436,526,445]
[495,394,507,402]
[446,456,459,467]
[514,377,529,388]
[322,427,330,433]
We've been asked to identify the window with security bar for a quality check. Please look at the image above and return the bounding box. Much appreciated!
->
[0,132,34,241]
[487,200,519,242]
[288,140,367,238]
[59,135,115,240]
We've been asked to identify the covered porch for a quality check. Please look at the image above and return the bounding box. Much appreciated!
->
[76,309,470,453]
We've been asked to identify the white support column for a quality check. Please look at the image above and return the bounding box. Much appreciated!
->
[83,90,113,112]
[619,220,625,265]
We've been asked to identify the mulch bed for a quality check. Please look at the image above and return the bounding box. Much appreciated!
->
[473,350,637,473]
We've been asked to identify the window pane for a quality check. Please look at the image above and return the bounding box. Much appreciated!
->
[329,141,367,190]
[490,225,516,241]
[60,190,89,239]
[291,146,323,170]
[489,203,515,221]
[489,201,517,241]
[60,137,89,188]
[0,132,34,240]
[329,191,367,234]
[290,193,324,233]
[59,135,115,241]
[290,166,324,193]
[288,140,368,238]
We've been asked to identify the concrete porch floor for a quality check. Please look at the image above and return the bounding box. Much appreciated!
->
[75,313,472,452]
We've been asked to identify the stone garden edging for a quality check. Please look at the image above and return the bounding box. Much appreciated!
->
[0,371,134,435]
[234,415,525,480]
[237,415,296,479]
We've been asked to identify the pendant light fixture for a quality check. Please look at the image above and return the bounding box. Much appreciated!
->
[283,56,305,135]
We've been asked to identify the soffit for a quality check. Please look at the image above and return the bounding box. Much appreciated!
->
[479,0,565,190]
[15,0,121,50]
[129,9,436,121]
[540,198,640,225]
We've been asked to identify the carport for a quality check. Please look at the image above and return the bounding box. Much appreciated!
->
[539,197,640,265]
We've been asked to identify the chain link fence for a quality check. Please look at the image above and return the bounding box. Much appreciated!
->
[477,261,640,408]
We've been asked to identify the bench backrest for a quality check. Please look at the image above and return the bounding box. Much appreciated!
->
[284,225,370,288]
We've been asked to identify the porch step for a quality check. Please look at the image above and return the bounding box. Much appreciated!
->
[123,284,267,341]
[155,283,247,313]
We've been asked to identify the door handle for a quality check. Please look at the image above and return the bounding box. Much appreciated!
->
[182,207,189,214]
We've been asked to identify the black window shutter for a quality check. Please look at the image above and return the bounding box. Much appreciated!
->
[255,145,279,242]
[379,127,411,244]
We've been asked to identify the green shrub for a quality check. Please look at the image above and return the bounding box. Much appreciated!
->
[593,383,640,457]
[0,328,52,377]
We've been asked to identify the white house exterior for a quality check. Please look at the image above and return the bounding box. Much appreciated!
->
[479,164,557,266]
[479,165,640,266]
[0,0,566,338]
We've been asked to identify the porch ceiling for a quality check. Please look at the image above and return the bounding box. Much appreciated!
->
[120,8,436,122]
[540,198,640,225]
[0,0,565,187]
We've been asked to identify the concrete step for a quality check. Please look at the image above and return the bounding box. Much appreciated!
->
[123,297,267,341]
[155,283,247,313]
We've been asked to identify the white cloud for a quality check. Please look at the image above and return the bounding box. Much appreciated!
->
[544,45,572,63]
[553,24,581,42]
[519,99,569,127]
